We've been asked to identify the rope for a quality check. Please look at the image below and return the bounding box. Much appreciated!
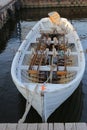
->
[18,84,38,123]
[18,65,55,123]
[44,64,56,84]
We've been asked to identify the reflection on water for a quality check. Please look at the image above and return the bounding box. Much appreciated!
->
[0,20,15,53]
[0,18,21,53]
[20,7,87,21]
[0,8,87,122]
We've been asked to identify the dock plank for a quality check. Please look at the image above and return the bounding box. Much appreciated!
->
[49,123,53,130]
[6,123,17,130]
[27,123,37,130]
[0,124,7,130]
[0,0,14,7]
[54,123,64,130]
[0,123,87,130]
[38,123,48,130]
[65,123,76,130]
[17,124,27,130]
[76,123,87,130]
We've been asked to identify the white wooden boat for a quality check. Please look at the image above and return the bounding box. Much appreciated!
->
[11,12,85,122]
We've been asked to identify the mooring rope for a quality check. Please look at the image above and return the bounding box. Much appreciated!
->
[18,84,38,123]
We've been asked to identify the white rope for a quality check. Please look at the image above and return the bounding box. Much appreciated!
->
[18,102,31,123]
[18,84,38,123]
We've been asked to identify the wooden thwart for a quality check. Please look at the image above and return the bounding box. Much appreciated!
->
[57,71,67,76]
[28,22,76,84]
[28,70,39,74]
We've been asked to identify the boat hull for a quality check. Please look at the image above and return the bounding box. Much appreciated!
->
[13,70,83,122]
[11,12,85,122]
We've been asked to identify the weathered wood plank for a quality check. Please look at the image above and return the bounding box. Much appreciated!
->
[54,123,64,130]
[65,123,76,130]
[16,124,27,130]
[49,123,53,130]
[6,123,17,130]
[76,123,87,130]
[27,123,37,130]
[38,123,48,130]
[0,123,87,130]
[21,1,87,8]
[0,124,7,130]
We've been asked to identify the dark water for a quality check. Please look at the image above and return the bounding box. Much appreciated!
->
[0,7,87,123]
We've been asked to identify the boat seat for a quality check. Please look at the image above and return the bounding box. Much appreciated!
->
[28,70,39,74]
[57,71,67,76]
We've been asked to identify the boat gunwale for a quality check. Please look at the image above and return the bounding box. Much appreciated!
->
[11,17,85,92]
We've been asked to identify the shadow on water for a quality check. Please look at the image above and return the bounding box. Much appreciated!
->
[0,9,22,54]
[20,7,87,21]
[0,7,86,122]
[0,19,15,53]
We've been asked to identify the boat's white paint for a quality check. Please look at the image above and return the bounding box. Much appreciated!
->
[11,15,85,122]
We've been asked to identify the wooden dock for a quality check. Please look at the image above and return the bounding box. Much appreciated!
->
[20,0,87,8]
[0,123,87,130]
[0,0,18,29]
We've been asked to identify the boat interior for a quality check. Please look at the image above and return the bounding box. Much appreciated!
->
[21,29,78,84]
